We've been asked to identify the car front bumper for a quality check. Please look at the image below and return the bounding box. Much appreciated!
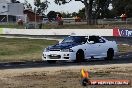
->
[42,51,76,61]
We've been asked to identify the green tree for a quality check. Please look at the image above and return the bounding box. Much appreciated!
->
[61,12,72,18]
[76,7,113,19]
[77,8,85,19]
[72,12,78,17]
[24,0,32,10]
[112,0,132,17]
[47,11,56,20]
[47,11,62,21]
[54,0,111,24]
[34,0,50,15]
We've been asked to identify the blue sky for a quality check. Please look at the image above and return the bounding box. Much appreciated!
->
[18,0,84,14]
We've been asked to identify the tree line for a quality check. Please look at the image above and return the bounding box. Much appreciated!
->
[24,0,132,24]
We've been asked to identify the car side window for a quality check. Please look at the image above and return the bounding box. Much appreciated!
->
[89,36,99,43]
[74,36,87,43]
[89,36,105,43]
[98,37,106,43]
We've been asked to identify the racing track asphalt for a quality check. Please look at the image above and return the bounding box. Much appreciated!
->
[0,52,131,70]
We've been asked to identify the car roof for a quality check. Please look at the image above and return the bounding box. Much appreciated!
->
[70,34,99,37]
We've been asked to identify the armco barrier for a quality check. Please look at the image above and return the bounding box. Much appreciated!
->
[113,28,132,37]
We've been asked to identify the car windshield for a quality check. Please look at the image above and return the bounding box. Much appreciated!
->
[61,36,87,43]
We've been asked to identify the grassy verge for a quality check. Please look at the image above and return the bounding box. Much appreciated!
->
[42,24,132,29]
[118,44,132,53]
[1,24,103,29]
[1,23,132,29]
[0,37,131,62]
[0,37,58,62]
[0,24,24,29]
[42,24,101,29]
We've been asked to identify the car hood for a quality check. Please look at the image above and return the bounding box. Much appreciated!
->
[48,43,80,50]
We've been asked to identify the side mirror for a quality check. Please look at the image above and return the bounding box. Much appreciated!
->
[88,41,94,44]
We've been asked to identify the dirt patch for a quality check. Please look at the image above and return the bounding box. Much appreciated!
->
[0,64,132,88]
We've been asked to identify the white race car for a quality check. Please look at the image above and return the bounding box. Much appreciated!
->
[42,35,118,63]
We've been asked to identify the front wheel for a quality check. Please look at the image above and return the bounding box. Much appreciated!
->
[76,50,84,62]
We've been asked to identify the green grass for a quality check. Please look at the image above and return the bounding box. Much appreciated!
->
[0,23,101,29]
[0,37,58,62]
[0,24,24,29]
[42,24,101,29]
[1,23,132,29]
[31,24,132,29]
[118,45,132,53]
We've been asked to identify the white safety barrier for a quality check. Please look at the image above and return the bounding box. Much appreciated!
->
[1,28,113,36]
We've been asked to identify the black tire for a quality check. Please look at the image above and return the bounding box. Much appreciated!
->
[106,49,114,60]
[76,50,84,62]
[47,60,56,64]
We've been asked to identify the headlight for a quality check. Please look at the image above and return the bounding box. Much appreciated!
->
[61,49,74,52]
[44,48,49,52]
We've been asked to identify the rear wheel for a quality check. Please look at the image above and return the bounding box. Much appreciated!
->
[106,49,114,60]
[47,60,56,64]
[76,50,84,62]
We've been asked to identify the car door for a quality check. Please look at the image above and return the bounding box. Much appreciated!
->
[95,36,107,57]
[99,37,108,57]
[85,36,101,59]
